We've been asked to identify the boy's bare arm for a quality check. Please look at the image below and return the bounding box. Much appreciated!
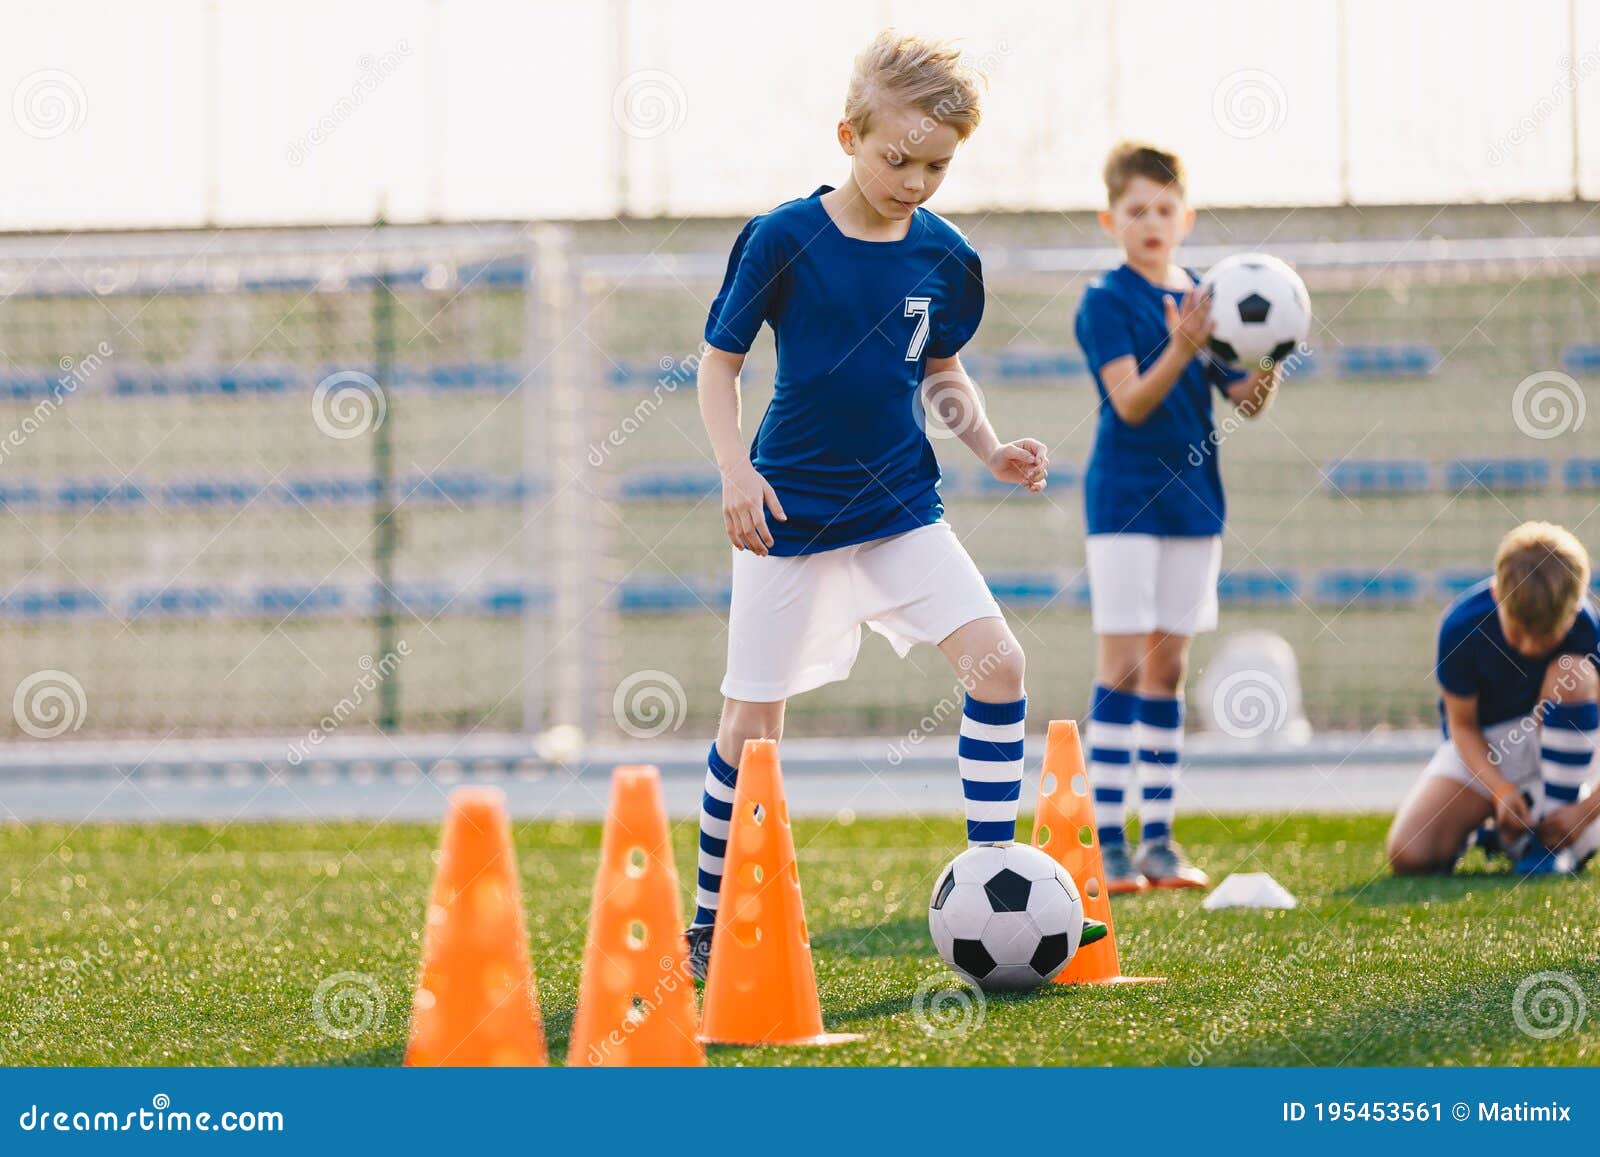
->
[1443,690,1532,835]
[1098,288,1212,425]
[923,354,1047,492]
[1227,364,1282,418]
[698,346,786,555]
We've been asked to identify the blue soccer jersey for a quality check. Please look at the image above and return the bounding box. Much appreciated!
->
[1073,264,1245,537]
[703,186,984,556]
[1435,578,1600,734]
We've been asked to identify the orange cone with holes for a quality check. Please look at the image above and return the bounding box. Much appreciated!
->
[569,764,704,1066]
[1031,720,1166,986]
[404,787,549,1065]
[699,740,862,1046]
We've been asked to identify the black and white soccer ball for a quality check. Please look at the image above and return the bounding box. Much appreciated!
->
[1200,252,1311,369]
[928,844,1084,992]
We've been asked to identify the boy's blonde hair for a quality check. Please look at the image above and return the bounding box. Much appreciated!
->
[844,30,985,142]
[1102,140,1187,205]
[1495,521,1591,637]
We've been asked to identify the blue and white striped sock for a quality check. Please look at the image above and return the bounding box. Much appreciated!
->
[1539,701,1597,819]
[1089,685,1139,847]
[1137,695,1184,843]
[959,694,1025,845]
[691,741,739,927]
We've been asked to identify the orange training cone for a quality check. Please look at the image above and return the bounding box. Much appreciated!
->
[569,764,704,1066]
[404,786,549,1065]
[1031,720,1165,986]
[699,740,861,1046]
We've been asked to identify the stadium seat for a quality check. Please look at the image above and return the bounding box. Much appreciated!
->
[1334,344,1438,377]
[1322,458,1430,494]
[1444,458,1550,492]
[1561,344,1600,374]
[1314,569,1422,605]
[1217,570,1299,605]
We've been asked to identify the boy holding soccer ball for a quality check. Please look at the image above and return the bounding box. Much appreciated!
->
[687,31,1080,980]
[1388,522,1600,876]
[1073,142,1282,892]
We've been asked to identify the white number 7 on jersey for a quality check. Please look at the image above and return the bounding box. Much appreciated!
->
[903,296,932,362]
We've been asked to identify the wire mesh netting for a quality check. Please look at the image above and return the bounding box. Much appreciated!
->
[3,214,1599,744]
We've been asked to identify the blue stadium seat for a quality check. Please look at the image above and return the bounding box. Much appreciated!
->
[1323,458,1430,494]
[126,586,229,618]
[0,481,45,507]
[1335,344,1438,377]
[4,587,106,620]
[1561,344,1600,374]
[163,478,265,508]
[1444,458,1550,492]
[619,467,720,500]
[244,585,346,616]
[618,578,708,612]
[55,480,147,509]
[1314,569,1421,605]
[1217,570,1299,605]
[1435,570,1486,600]
[984,571,1061,606]
[1563,459,1600,489]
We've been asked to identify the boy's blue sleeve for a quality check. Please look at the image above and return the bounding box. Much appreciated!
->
[704,216,788,354]
[1076,286,1137,371]
[1435,613,1476,698]
[927,244,984,359]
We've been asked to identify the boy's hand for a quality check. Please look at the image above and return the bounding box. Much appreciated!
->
[1537,800,1593,850]
[721,459,786,555]
[1491,780,1533,837]
[1164,288,1213,357]
[987,438,1049,492]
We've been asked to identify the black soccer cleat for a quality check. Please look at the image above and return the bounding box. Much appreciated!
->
[684,924,713,984]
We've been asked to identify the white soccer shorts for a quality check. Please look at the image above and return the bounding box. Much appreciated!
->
[1420,714,1596,802]
[1085,533,1222,636]
[720,521,1004,703]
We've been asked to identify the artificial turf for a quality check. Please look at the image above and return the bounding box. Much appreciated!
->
[2,811,1597,1066]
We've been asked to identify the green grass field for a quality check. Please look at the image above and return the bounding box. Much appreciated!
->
[3,812,1597,1066]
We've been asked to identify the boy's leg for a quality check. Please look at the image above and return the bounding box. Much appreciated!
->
[1534,655,1598,819]
[692,696,786,928]
[1387,773,1493,875]
[937,615,1026,846]
[1134,630,1190,848]
[1518,654,1600,873]
[1088,635,1146,890]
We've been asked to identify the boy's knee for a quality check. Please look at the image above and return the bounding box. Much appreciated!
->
[1543,653,1599,704]
[718,698,783,754]
[1386,836,1448,876]
[990,641,1026,697]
